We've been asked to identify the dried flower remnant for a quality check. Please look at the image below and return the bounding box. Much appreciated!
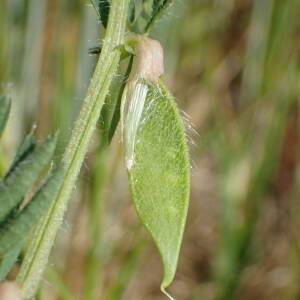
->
[123,35,164,169]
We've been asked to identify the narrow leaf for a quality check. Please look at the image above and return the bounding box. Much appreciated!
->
[100,56,133,144]
[90,0,135,28]
[0,136,57,222]
[89,0,102,19]
[90,0,110,28]
[145,0,174,33]
[152,0,163,14]
[0,95,11,138]
[0,166,65,256]
[5,131,36,179]
[125,80,190,291]
[99,0,110,28]
[88,46,102,55]
[128,0,136,24]
[0,242,23,281]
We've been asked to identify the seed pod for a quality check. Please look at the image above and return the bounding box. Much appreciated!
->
[122,35,190,299]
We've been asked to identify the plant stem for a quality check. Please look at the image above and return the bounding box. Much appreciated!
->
[83,58,134,299]
[17,0,130,298]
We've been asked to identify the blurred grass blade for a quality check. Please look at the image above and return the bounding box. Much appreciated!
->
[0,136,57,222]
[46,268,75,300]
[106,242,143,300]
[0,166,65,256]
[0,95,11,139]
[126,80,190,292]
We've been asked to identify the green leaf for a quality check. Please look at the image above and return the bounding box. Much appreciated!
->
[0,241,23,281]
[0,95,11,139]
[98,0,110,28]
[99,56,133,145]
[90,0,135,29]
[125,80,190,292]
[90,0,110,28]
[5,130,36,179]
[145,0,174,33]
[0,136,57,222]
[88,46,102,55]
[0,166,65,256]
[17,1,130,297]
[152,0,162,14]
[141,0,153,19]
[128,0,136,24]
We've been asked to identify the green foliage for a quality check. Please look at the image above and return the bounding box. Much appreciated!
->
[100,57,134,145]
[90,0,135,29]
[127,80,190,291]
[5,130,36,179]
[0,1,189,297]
[0,242,23,281]
[3,0,300,299]
[17,1,131,298]
[145,0,174,33]
[0,109,60,280]
[90,0,110,28]
[0,135,57,222]
[128,0,136,24]
[0,166,65,256]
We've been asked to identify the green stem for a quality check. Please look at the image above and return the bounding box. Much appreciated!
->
[83,58,134,299]
[17,0,130,298]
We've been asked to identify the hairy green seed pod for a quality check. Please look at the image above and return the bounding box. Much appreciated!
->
[122,35,190,299]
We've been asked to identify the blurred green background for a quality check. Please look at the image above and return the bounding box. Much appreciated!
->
[1,0,300,299]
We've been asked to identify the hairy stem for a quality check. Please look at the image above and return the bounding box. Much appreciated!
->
[17,0,130,298]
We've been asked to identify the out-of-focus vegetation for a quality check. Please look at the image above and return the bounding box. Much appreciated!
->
[1,0,300,299]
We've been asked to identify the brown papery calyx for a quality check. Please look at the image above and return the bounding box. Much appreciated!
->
[129,35,164,82]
